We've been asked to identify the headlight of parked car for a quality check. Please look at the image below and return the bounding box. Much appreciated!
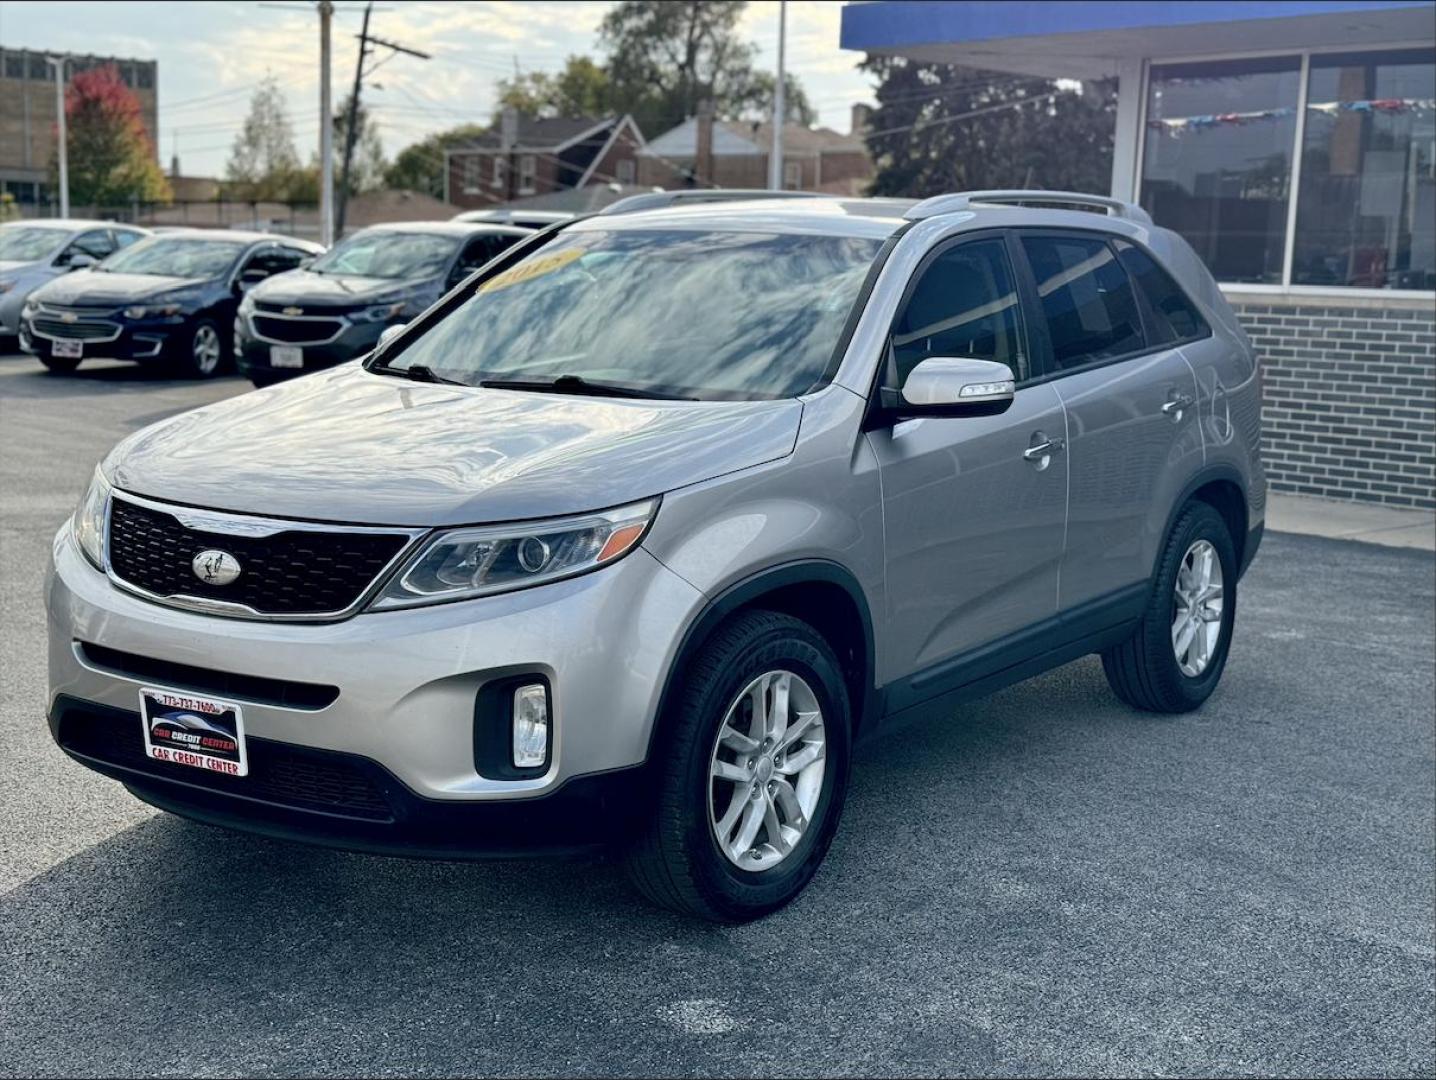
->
[354,300,407,323]
[369,498,657,610]
[125,290,202,319]
[72,466,112,571]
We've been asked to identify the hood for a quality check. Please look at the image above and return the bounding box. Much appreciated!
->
[108,363,803,526]
[0,259,39,275]
[250,270,429,307]
[34,270,205,306]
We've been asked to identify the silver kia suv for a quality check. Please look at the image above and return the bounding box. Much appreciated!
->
[46,191,1265,921]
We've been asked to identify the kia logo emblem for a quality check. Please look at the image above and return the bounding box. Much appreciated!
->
[192,549,241,586]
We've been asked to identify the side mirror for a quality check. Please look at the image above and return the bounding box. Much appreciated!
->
[236,267,268,292]
[885,357,1016,420]
[62,252,97,271]
[378,323,408,350]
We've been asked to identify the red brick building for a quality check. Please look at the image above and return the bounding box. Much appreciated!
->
[444,113,645,210]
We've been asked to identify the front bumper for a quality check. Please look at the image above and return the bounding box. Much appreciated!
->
[47,521,703,852]
[235,317,386,379]
[20,315,179,362]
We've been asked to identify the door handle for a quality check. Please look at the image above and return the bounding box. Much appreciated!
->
[1023,432,1064,469]
[1162,392,1194,421]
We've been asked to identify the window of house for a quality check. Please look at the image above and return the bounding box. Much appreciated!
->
[891,238,1028,384]
[1140,56,1302,285]
[1021,234,1145,371]
[461,156,481,194]
[783,160,803,190]
[518,155,537,195]
[1293,49,1436,290]
[615,158,636,185]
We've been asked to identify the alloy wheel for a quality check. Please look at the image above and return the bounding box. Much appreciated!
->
[707,669,827,872]
[192,325,222,375]
[1172,538,1224,677]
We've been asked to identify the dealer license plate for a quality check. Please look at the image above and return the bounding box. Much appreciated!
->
[270,345,304,368]
[52,339,83,359]
[138,687,248,777]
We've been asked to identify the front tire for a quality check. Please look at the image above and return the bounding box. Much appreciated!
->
[626,610,851,922]
[174,318,226,379]
[1102,500,1237,713]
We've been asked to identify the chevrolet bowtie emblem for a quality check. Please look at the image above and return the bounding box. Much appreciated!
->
[60,312,78,323]
[283,306,304,316]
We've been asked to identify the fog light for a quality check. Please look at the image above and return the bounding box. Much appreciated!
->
[512,683,549,768]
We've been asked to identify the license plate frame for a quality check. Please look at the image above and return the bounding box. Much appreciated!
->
[270,345,304,369]
[52,338,83,359]
[138,686,249,777]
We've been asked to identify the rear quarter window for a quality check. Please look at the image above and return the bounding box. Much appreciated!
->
[1113,239,1209,345]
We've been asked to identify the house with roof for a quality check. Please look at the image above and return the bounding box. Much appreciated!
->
[635,109,874,195]
[444,112,646,210]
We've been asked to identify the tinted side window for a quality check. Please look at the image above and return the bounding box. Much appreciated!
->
[244,246,303,277]
[1021,234,1144,372]
[1113,240,1206,345]
[113,230,144,251]
[891,237,1026,383]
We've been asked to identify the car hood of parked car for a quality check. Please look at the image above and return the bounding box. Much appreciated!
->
[0,259,40,274]
[34,270,208,305]
[106,362,804,526]
[250,270,432,307]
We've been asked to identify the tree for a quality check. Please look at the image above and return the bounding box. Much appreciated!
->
[385,124,487,198]
[736,71,816,126]
[860,59,1116,198]
[58,64,170,207]
[495,56,613,120]
[226,77,303,200]
[333,94,387,196]
[599,0,809,136]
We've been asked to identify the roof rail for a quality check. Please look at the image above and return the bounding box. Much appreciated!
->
[600,189,824,215]
[903,190,1151,225]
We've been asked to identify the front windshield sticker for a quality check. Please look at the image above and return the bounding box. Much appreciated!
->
[478,247,584,294]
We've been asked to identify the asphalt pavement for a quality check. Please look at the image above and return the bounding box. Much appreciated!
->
[1,353,1432,1078]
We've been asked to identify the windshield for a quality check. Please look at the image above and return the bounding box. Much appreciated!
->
[100,235,247,278]
[0,226,68,262]
[309,231,458,279]
[374,228,882,400]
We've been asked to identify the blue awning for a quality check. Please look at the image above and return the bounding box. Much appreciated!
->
[840,1,1436,77]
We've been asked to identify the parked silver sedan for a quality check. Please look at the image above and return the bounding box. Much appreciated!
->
[0,219,150,340]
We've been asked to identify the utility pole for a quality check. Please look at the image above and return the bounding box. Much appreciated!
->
[319,0,335,246]
[335,1,428,238]
[47,56,69,217]
[767,0,786,191]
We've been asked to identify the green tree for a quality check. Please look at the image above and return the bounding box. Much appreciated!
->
[599,0,809,135]
[495,56,614,119]
[226,77,303,200]
[385,124,487,198]
[737,71,816,126]
[58,63,170,206]
[861,59,1116,198]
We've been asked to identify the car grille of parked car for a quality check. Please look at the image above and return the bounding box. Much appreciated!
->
[107,496,416,618]
[251,313,347,345]
[32,307,121,342]
[55,702,396,821]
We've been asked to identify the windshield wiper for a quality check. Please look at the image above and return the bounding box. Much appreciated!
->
[478,374,695,401]
[370,362,466,386]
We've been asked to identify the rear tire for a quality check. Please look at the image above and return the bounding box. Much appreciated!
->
[1102,500,1237,713]
[38,353,81,374]
[174,318,226,379]
[626,610,851,922]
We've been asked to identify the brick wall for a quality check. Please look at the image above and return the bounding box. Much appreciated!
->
[1230,296,1435,510]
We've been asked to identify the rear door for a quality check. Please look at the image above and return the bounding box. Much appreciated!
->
[1014,230,1204,613]
[868,232,1069,685]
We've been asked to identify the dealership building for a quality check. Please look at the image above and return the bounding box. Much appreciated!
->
[842,0,1435,509]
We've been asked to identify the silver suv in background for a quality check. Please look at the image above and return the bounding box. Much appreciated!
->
[0,219,149,341]
[46,191,1264,921]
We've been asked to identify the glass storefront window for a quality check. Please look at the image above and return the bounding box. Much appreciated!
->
[1141,57,1302,285]
[1293,50,1436,290]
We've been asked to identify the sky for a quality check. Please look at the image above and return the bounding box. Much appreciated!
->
[0,0,876,179]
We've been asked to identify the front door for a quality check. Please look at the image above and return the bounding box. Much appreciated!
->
[867,234,1069,689]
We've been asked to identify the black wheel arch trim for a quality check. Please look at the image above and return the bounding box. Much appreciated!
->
[1160,463,1260,579]
[645,559,878,763]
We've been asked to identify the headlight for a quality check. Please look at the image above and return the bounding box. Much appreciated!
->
[354,300,406,322]
[124,301,184,319]
[72,466,111,571]
[238,292,256,315]
[369,498,657,610]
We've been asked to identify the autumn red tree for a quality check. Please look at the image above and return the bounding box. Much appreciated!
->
[57,64,170,207]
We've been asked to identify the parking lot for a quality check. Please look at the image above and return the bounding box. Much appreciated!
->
[0,353,1432,1078]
